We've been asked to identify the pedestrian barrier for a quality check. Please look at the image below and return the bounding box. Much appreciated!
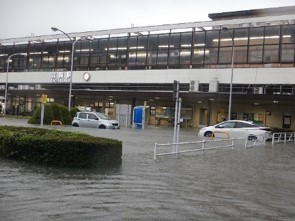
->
[154,138,235,160]
[272,132,295,145]
[244,134,267,148]
[51,120,63,126]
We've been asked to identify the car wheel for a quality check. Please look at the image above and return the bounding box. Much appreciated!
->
[204,131,214,137]
[72,123,79,127]
[99,125,106,129]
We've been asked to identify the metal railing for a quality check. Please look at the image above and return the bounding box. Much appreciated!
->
[154,138,235,160]
[272,132,295,145]
[244,134,267,148]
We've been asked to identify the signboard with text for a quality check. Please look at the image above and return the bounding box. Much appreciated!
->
[51,72,71,83]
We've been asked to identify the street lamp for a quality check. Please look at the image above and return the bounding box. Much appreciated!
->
[51,27,74,111]
[222,27,235,120]
[4,53,27,115]
[51,27,92,111]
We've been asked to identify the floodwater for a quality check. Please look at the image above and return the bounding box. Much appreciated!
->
[0,118,295,221]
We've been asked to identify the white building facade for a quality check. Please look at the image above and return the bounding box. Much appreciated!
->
[0,6,294,129]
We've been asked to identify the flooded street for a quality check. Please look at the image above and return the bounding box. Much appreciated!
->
[0,118,295,220]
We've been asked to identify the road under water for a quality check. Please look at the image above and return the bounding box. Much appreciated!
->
[0,118,295,221]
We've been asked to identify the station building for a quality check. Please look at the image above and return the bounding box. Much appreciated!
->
[0,5,295,129]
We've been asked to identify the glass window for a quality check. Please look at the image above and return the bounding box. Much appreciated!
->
[129,36,138,50]
[77,55,89,70]
[79,113,87,119]
[90,40,99,53]
[158,34,170,49]
[179,49,191,64]
[148,35,159,50]
[282,25,295,44]
[88,113,98,120]
[219,29,234,47]
[170,33,181,49]
[108,38,118,50]
[194,31,205,47]
[233,28,249,46]
[136,50,147,66]
[235,46,248,64]
[147,51,157,66]
[192,48,205,64]
[205,30,219,47]
[128,51,136,66]
[157,49,168,65]
[249,27,264,45]
[205,48,218,64]
[89,54,99,69]
[216,122,235,128]
[264,26,280,45]
[248,46,263,63]
[169,49,180,66]
[181,32,192,48]
[219,47,232,64]
[281,44,295,62]
[118,37,127,51]
[98,38,109,52]
[42,43,57,69]
[263,45,279,63]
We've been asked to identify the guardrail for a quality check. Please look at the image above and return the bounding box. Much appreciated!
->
[245,134,267,148]
[154,138,235,160]
[272,132,295,145]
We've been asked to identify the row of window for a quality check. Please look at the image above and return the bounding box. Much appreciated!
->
[0,24,294,71]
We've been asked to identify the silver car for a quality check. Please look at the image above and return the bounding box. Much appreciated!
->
[72,112,120,129]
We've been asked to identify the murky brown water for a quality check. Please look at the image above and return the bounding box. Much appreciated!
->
[0,118,295,221]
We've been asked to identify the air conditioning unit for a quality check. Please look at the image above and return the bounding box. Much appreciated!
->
[189,80,199,92]
[253,87,263,94]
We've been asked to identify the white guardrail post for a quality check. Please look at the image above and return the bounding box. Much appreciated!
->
[154,143,157,160]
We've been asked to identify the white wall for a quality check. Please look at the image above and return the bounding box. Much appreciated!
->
[0,67,294,85]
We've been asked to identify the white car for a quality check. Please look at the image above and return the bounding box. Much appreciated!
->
[72,111,120,129]
[198,120,272,140]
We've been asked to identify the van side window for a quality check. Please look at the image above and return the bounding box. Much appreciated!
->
[88,113,98,120]
[79,113,87,119]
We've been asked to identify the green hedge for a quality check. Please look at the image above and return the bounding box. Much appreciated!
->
[0,126,122,168]
[271,127,294,133]
[28,103,72,125]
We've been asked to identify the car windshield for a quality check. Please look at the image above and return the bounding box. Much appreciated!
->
[96,112,111,120]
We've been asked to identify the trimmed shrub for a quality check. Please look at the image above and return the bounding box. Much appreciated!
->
[271,127,294,133]
[70,107,80,119]
[0,126,122,168]
[28,103,71,125]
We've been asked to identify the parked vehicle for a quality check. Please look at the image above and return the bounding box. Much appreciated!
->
[198,120,272,140]
[72,111,120,129]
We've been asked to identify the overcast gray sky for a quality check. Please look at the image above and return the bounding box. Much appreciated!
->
[0,0,294,39]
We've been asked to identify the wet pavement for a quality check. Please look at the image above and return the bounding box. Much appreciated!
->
[0,117,295,221]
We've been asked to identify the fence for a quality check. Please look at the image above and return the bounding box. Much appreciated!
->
[154,138,235,160]
[272,132,295,145]
[244,134,267,148]
[154,132,272,159]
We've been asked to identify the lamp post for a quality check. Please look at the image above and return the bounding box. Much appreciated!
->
[222,27,235,120]
[51,27,74,111]
[4,53,26,115]
[51,27,92,111]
